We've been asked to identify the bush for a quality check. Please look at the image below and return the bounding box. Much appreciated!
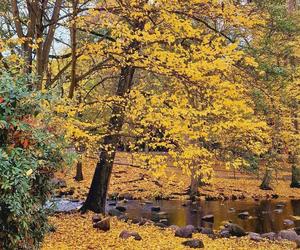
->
[0,75,71,249]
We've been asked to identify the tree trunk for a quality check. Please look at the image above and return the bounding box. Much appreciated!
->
[291,165,300,188]
[260,169,273,190]
[74,161,84,181]
[190,175,200,198]
[81,66,135,213]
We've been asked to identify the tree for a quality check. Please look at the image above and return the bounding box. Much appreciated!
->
[76,0,265,213]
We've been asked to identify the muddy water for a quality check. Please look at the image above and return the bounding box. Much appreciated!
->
[120,199,300,233]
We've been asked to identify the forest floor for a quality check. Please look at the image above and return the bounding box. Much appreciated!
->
[42,213,295,250]
[55,152,300,202]
[42,152,300,249]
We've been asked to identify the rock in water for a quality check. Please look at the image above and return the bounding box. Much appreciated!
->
[119,230,142,241]
[182,239,204,248]
[201,214,214,222]
[151,206,161,212]
[116,206,126,212]
[93,217,110,231]
[238,211,249,219]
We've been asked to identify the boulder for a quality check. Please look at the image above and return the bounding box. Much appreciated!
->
[278,229,298,241]
[274,209,283,214]
[119,230,142,241]
[175,225,195,238]
[182,239,204,248]
[202,214,214,223]
[261,232,277,241]
[238,211,249,219]
[224,223,246,237]
[93,217,110,231]
[151,206,161,212]
[108,208,122,217]
[116,206,126,212]
[248,232,263,242]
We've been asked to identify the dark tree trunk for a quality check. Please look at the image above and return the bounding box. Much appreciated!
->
[81,66,135,213]
[74,161,84,181]
[260,169,273,190]
[291,165,300,188]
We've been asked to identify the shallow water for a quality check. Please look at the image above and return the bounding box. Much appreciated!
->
[116,199,300,233]
[49,198,300,234]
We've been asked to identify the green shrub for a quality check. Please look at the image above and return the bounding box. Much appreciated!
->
[0,75,71,249]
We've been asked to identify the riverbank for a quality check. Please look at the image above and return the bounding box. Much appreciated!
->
[54,152,300,202]
[42,213,295,250]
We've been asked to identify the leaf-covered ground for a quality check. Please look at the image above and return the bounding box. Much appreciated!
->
[55,152,300,201]
[42,213,295,250]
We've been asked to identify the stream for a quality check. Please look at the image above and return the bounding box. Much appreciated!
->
[47,198,300,234]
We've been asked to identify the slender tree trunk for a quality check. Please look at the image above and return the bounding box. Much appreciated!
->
[81,66,135,213]
[74,161,84,181]
[190,174,200,198]
[260,168,273,190]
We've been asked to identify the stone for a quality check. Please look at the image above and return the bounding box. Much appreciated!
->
[219,229,231,238]
[225,223,246,237]
[119,230,142,241]
[182,239,204,248]
[159,219,168,225]
[154,222,168,228]
[274,209,283,213]
[238,211,249,219]
[108,208,122,217]
[116,206,126,212]
[198,227,214,235]
[261,232,277,241]
[93,217,110,231]
[50,178,67,188]
[92,214,102,223]
[118,193,133,200]
[202,214,214,223]
[118,214,129,222]
[175,225,195,238]
[276,203,285,209]
[108,202,117,206]
[169,225,180,231]
[248,232,263,242]
[228,208,235,212]
[278,229,299,241]
[151,206,161,212]
[283,219,294,226]
[294,227,300,235]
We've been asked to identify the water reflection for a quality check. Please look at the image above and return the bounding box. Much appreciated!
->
[120,199,300,233]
